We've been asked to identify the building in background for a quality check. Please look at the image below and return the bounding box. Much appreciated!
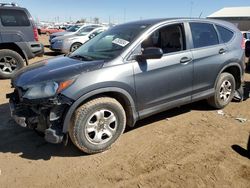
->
[207,7,250,31]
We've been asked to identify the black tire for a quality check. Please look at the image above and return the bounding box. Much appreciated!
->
[70,42,82,52]
[207,72,235,109]
[0,49,25,79]
[69,97,126,154]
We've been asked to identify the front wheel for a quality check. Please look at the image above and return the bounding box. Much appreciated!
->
[70,42,82,52]
[69,97,126,154]
[207,72,235,109]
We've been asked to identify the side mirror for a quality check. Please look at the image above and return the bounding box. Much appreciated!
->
[89,34,95,39]
[137,47,163,60]
[246,41,250,57]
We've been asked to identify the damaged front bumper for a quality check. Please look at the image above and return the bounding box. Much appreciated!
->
[6,89,73,144]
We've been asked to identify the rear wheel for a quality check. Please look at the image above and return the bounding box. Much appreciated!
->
[69,97,126,154]
[70,42,82,52]
[0,49,25,79]
[207,72,235,109]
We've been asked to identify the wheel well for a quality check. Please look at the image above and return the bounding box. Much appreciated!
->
[70,42,82,51]
[78,92,135,127]
[0,43,27,64]
[71,42,82,47]
[222,66,241,89]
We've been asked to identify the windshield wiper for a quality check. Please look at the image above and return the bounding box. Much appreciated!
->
[69,55,94,61]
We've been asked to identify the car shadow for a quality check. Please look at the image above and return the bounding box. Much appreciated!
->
[44,51,62,57]
[231,134,250,159]
[43,44,50,48]
[0,103,83,161]
[125,100,215,132]
[0,91,248,161]
[243,81,250,100]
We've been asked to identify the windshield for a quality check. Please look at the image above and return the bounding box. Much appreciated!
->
[69,24,150,61]
[78,27,97,36]
[67,25,81,32]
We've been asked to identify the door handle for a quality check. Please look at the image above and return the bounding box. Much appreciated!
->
[219,48,227,54]
[180,57,192,64]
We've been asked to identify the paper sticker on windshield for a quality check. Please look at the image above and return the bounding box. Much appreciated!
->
[112,38,129,47]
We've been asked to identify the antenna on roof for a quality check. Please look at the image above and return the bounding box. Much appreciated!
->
[199,11,203,18]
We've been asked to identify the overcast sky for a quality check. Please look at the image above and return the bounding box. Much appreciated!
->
[5,0,250,23]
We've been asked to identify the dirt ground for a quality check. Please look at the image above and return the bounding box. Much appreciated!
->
[0,35,249,188]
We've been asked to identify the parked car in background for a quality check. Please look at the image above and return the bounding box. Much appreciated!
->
[50,26,108,53]
[7,18,245,154]
[242,31,250,42]
[0,2,44,79]
[40,26,65,35]
[49,24,102,43]
[242,31,250,69]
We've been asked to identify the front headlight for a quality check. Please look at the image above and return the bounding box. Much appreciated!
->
[55,39,63,43]
[51,38,63,43]
[22,79,75,100]
[23,82,59,100]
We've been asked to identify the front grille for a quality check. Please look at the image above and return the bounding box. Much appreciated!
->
[15,87,28,102]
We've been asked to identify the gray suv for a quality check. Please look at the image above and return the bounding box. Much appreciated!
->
[7,18,245,154]
[0,3,44,78]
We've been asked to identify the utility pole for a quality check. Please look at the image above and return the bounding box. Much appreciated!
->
[123,8,126,23]
[190,1,194,18]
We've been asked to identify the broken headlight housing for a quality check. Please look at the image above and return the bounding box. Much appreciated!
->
[22,79,75,100]
[23,82,59,100]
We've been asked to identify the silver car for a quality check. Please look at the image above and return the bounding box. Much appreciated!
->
[49,24,105,43]
[50,26,107,53]
[49,24,83,42]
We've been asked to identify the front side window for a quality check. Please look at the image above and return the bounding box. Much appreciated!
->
[190,22,219,48]
[0,9,30,26]
[141,24,186,54]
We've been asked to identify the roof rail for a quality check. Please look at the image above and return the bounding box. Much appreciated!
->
[0,2,19,7]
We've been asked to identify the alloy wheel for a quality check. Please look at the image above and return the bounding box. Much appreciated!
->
[84,109,117,145]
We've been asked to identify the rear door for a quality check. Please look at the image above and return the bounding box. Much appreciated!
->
[189,22,228,99]
[131,23,193,117]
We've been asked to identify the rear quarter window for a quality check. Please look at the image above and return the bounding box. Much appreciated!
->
[246,33,250,40]
[0,9,30,26]
[190,22,219,48]
[216,25,234,43]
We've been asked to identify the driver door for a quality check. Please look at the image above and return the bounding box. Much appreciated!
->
[132,23,193,117]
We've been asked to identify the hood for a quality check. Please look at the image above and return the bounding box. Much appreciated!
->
[52,34,80,41]
[12,56,105,87]
[50,31,75,37]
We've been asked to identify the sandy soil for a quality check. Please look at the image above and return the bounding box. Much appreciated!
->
[0,35,249,188]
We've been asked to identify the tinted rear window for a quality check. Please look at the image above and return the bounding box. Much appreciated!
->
[0,9,30,26]
[216,25,234,43]
[190,22,219,48]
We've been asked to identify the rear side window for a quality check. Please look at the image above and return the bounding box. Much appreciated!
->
[190,22,219,48]
[0,9,30,26]
[216,25,234,43]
